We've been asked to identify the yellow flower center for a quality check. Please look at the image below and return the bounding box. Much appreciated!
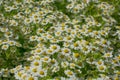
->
[28,77,34,80]
[6,32,11,36]
[38,29,43,33]
[102,40,107,44]
[73,53,79,58]
[39,71,44,75]
[18,72,22,77]
[44,58,49,61]
[116,71,120,75]
[48,49,53,53]
[36,49,41,53]
[34,62,39,66]
[64,49,69,53]
[98,61,102,65]
[106,53,110,57]
[3,45,8,48]
[67,37,71,40]
[25,66,30,70]
[83,47,88,51]
[51,60,55,64]
[67,71,73,75]
[99,66,104,70]
[52,46,57,50]
[74,43,79,47]
[22,75,27,79]
[32,68,37,72]
[32,36,35,39]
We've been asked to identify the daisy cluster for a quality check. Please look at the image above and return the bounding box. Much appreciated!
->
[0,0,120,80]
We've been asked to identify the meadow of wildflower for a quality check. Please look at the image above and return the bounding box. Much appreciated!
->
[0,0,120,80]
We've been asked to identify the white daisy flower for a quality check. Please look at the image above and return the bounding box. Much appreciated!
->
[97,65,106,72]
[61,48,71,56]
[37,69,47,77]
[1,44,9,50]
[64,70,74,77]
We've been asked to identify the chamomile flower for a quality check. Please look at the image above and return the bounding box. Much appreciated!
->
[31,60,42,67]
[41,19,48,25]
[33,18,41,24]
[8,41,16,46]
[95,60,104,66]
[5,6,13,12]
[34,55,41,60]
[2,68,10,77]
[71,41,80,50]
[64,70,74,77]
[24,66,30,71]
[97,65,106,72]
[0,27,8,32]
[73,53,80,59]
[67,75,79,80]
[50,59,58,66]
[103,52,113,58]
[36,28,44,35]
[55,31,62,36]
[61,61,69,68]
[50,44,60,52]
[61,48,71,56]
[4,31,13,38]
[71,29,77,37]
[46,34,53,40]
[15,70,24,80]
[63,42,70,47]
[73,7,80,13]
[37,69,47,77]
[69,63,76,69]
[34,48,44,55]
[26,75,38,80]
[41,57,51,63]
[81,46,90,54]
[50,38,59,43]
[10,69,15,74]
[14,65,23,71]
[66,3,74,9]
[24,18,32,24]
[46,49,54,55]
[21,73,28,80]
[111,59,118,66]
[30,36,38,41]
[1,44,9,50]
[30,67,38,76]
[58,54,66,60]
[9,20,18,26]
[2,39,9,44]
[100,39,110,47]
[37,37,45,42]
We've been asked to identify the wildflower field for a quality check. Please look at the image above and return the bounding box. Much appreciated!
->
[0,0,120,80]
